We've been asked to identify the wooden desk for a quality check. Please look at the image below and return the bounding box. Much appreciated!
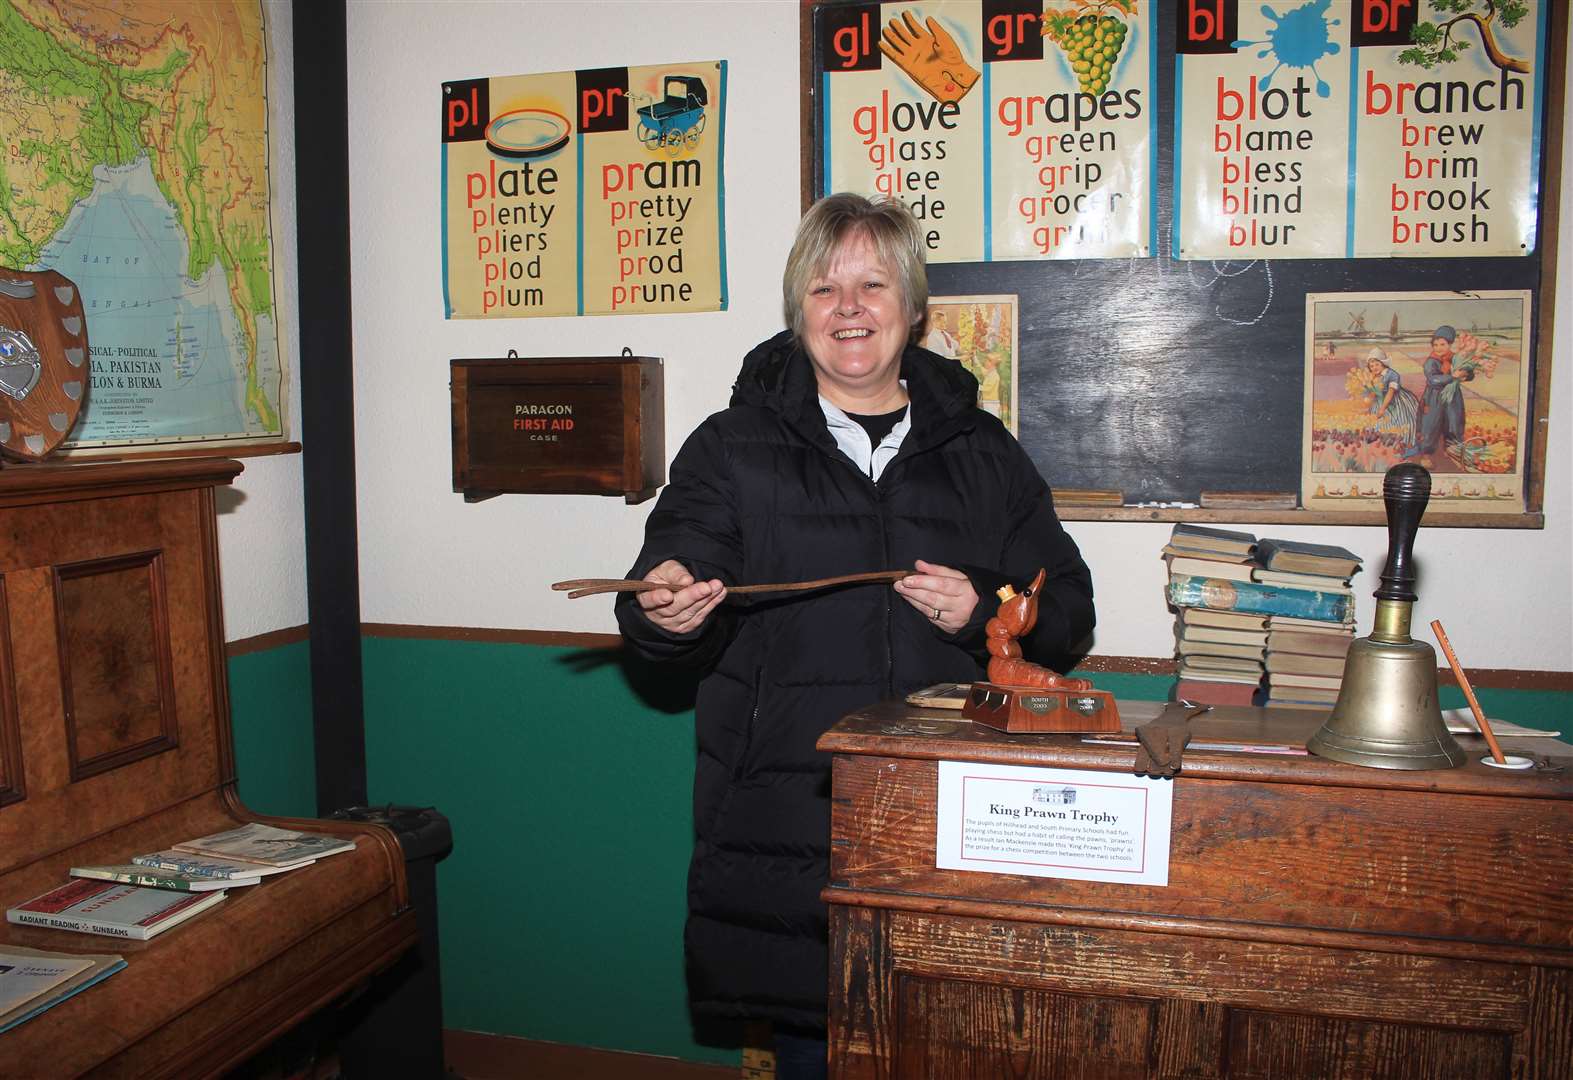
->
[820,702,1573,1079]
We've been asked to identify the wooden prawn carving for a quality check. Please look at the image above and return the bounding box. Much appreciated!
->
[984,568,1093,691]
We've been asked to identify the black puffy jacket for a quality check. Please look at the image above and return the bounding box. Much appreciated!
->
[616,330,1094,1030]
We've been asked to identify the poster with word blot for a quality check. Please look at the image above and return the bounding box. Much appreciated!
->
[441,61,727,318]
[1175,0,1546,260]
[819,0,1155,263]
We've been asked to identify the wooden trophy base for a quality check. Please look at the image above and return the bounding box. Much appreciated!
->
[962,683,1122,734]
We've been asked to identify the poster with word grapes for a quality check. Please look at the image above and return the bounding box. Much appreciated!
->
[1175,0,1547,261]
[441,61,727,318]
[817,1,1155,263]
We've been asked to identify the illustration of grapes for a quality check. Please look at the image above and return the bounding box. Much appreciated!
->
[1040,0,1135,96]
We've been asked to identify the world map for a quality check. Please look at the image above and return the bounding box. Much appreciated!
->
[0,0,284,450]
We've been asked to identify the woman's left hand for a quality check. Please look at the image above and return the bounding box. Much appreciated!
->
[895,560,979,633]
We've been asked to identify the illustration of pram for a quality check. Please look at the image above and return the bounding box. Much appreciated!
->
[636,75,708,154]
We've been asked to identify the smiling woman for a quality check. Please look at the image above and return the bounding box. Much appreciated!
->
[613,192,1094,1079]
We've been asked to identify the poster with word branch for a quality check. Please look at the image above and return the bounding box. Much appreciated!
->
[819,0,1155,263]
[1350,0,1547,258]
[442,61,727,318]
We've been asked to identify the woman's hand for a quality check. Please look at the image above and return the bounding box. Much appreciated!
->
[895,560,979,633]
[637,560,726,634]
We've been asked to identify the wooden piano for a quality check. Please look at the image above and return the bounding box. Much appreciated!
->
[0,459,418,1077]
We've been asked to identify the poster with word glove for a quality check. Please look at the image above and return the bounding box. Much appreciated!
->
[819,0,1155,263]
[442,61,727,318]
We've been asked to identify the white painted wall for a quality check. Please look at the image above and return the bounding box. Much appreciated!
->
[346,1,1572,672]
[216,1,308,643]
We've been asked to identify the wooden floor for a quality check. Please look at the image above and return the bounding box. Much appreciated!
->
[444,1030,753,1079]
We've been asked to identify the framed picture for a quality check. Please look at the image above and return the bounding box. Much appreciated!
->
[923,294,1019,437]
[1302,291,1532,514]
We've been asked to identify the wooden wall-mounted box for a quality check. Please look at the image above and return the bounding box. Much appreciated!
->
[451,355,664,503]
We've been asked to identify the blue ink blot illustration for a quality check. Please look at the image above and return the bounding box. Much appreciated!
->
[1233,0,1342,97]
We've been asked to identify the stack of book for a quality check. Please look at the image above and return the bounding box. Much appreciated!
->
[1164,525,1267,706]
[5,824,354,944]
[1165,526,1359,708]
[1254,539,1361,709]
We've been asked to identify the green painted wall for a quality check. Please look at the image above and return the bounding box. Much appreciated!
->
[359,637,728,1065]
[225,637,1569,1067]
[229,639,316,818]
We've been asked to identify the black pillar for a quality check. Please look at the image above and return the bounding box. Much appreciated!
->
[292,0,366,813]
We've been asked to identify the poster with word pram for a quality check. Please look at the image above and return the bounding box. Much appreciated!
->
[441,61,727,318]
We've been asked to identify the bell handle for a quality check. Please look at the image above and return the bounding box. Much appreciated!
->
[1376,463,1430,603]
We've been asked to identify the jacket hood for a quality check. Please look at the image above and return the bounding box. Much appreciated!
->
[730,329,979,434]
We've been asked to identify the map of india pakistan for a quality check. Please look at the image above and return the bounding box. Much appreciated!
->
[0,0,285,448]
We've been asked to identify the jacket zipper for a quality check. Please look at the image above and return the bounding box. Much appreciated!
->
[733,664,764,782]
[873,474,895,700]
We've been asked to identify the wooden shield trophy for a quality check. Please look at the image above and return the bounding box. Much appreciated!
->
[0,268,88,461]
[962,568,1121,734]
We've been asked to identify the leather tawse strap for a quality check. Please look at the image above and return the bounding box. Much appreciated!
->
[1133,705,1210,778]
[551,570,909,599]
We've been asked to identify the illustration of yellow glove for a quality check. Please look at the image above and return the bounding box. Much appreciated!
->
[878,11,979,105]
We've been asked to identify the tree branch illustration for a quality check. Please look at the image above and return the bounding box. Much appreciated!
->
[1397,0,1530,75]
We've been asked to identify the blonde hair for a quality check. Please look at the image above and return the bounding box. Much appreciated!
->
[782,193,928,339]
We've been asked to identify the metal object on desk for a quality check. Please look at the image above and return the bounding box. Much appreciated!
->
[1308,464,1465,770]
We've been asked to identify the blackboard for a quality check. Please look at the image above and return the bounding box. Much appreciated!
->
[802,2,1563,526]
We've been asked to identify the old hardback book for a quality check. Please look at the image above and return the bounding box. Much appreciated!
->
[1176,623,1269,647]
[1255,538,1361,578]
[1253,569,1354,592]
[1266,629,1354,656]
[69,864,256,892]
[1167,556,1256,583]
[1265,652,1347,677]
[1168,524,1257,557]
[1173,678,1259,706]
[1267,614,1356,633]
[1177,639,1267,661]
[1266,685,1341,704]
[1176,664,1263,686]
[1262,696,1334,710]
[1168,575,1354,624]
[0,946,125,1034]
[172,823,354,868]
[1268,671,1344,691]
[7,880,225,941]
[1178,607,1268,631]
[1179,655,1265,677]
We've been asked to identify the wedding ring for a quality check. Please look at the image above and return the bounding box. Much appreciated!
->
[931,607,941,620]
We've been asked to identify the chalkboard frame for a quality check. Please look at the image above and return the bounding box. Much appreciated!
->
[799,0,1564,528]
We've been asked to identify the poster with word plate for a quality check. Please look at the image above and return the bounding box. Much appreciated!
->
[442,61,727,318]
[819,0,1155,262]
[1175,0,1547,261]
[936,760,1172,885]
